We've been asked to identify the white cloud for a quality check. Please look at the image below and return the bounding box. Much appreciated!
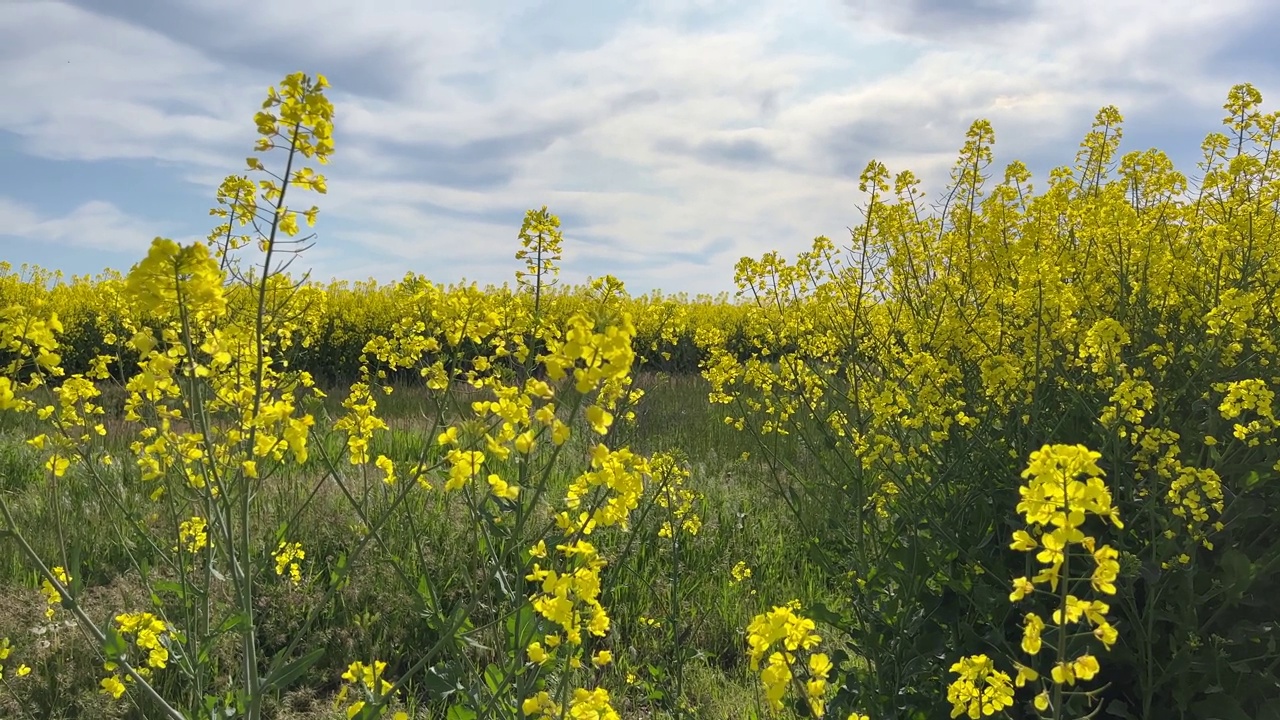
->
[0,3,255,165]
[0,196,170,254]
[0,0,1276,294]
[0,197,40,230]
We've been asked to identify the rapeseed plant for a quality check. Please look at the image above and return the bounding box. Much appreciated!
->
[708,83,1280,718]
[0,68,1277,720]
[516,205,564,321]
[948,444,1122,718]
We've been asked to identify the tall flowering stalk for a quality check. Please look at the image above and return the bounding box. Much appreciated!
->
[0,70,657,720]
[515,206,563,323]
[948,444,1123,719]
[0,72,335,720]
[1010,444,1122,716]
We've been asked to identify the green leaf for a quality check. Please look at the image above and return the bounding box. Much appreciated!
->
[261,648,325,693]
[154,579,186,599]
[1190,695,1252,720]
[215,612,247,636]
[417,574,432,604]
[808,601,847,630]
[1242,469,1272,490]
[505,602,537,652]
[101,623,128,658]
[330,551,349,588]
[1105,699,1135,719]
[483,664,505,695]
[354,704,384,720]
[1221,548,1255,598]
[422,663,463,698]
[446,704,477,720]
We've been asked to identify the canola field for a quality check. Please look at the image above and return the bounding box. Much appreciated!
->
[0,72,1276,720]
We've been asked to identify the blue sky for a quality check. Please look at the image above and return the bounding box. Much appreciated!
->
[2,0,1277,296]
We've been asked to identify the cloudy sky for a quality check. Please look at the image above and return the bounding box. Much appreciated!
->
[1,0,1276,296]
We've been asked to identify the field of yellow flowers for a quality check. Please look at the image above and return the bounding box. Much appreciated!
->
[0,72,1277,720]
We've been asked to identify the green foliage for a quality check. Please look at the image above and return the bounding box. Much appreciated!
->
[712,83,1280,718]
[1,68,1277,720]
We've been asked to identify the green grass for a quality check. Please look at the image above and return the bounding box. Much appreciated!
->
[0,373,829,719]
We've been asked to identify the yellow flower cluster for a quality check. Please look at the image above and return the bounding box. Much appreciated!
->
[525,444,650,673]
[521,686,622,720]
[745,601,827,715]
[333,660,409,720]
[175,515,209,554]
[1217,378,1276,445]
[39,566,70,620]
[526,539,610,648]
[274,541,306,585]
[335,381,389,466]
[1011,444,1122,593]
[0,637,32,681]
[544,313,637,417]
[125,239,226,320]
[515,205,564,311]
[0,298,65,389]
[945,654,1013,719]
[563,444,649,531]
[652,453,702,538]
[100,612,173,699]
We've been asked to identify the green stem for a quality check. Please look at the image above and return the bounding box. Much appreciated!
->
[0,675,40,720]
[1053,496,1070,718]
[241,119,301,720]
[0,495,186,720]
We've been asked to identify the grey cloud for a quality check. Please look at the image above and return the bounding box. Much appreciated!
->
[759,90,779,118]
[59,0,458,102]
[654,135,778,169]
[834,87,1246,198]
[683,235,735,264]
[698,137,776,166]
[818,108,962,180]
[841,0,1042,40]
[565,239,738,295]
[608,89,664,114]
[378,199,527,230]
[571,230,734,270]
[1202,5,1280,86]
[495,0,635,55]
[438,72,498,102]
[366,120,586,189]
